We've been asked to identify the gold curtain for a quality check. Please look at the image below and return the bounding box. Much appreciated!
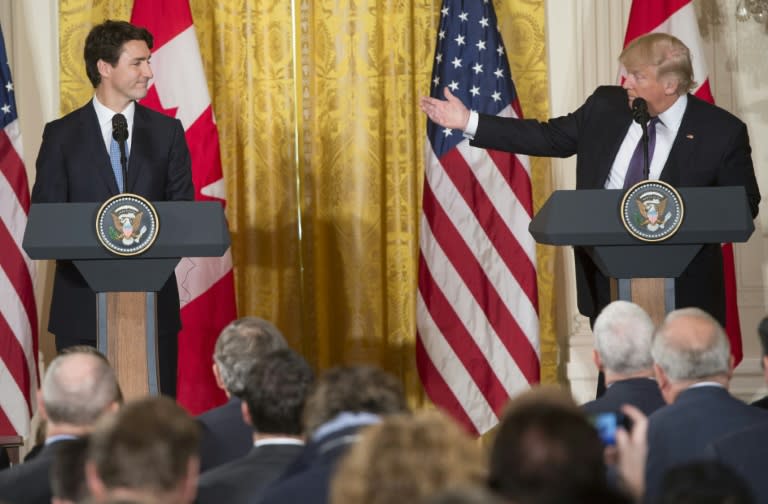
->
[58,0,555,408]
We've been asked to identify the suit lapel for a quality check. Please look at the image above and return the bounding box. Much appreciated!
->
[127,104,150,194]
[660,94,697,187]
[83,102,120,195]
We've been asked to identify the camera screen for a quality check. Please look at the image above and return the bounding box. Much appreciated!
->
[590,412,625,446]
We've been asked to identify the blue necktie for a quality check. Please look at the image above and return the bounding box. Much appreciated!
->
[109,136,127,193]
[624,117,661,189]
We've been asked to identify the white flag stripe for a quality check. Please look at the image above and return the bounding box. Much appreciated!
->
[0,267,35,390]
[425,151,540,345]
[416,291,498,433]
[455,141,537,265]
[175,248,233,308]
[149,26,210,130]
[0,359,30,436]
[4,121,23,160]
[0,161,31,251]
[420,212,531,395]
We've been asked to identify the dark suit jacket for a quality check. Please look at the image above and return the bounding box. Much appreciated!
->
[750,395,768,410]
[582,377,665,417]
[197,397,253,472]
[709,421,768,503]
[472,86,761,323]
[644,386,768,502]
[258,425,363,504]
[31,100,194,347]
[196,442,302,504]
[0,439,76,504]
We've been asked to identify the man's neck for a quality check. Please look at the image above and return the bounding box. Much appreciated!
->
[604,368,655,386]
[667,375,730,403]
[252,432,303,443]
[46,422,91,439]
[95,88,132,114]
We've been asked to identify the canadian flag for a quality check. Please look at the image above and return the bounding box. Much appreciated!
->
[623,0,743,365]
[131,0,237,412]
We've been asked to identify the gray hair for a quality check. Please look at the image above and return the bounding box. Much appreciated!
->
[42,353,120,426]
[651,308,731,382]
[593,301,655,374]
[213,316,288,396]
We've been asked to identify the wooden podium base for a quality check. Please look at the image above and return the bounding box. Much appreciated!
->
[610,278,675,326]
[97,291,160,400]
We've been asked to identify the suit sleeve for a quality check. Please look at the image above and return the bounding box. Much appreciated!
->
[164,118,194,201]
[31,123,68,203]
[717,121,760,218]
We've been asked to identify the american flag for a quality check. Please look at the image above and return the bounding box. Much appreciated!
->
[0,23,38,437]
[623,0,744,365]
[417,0,539,435]
[132,0,237,413]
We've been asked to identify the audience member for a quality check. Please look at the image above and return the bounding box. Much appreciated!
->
[583,301,665,416]
[750,315,768,409]
[259,365,409,504]
[198,316,288,472]
[488,386,632,504]
[644,308,768,502]
[330,410,486,504]
[0,352,120,504]
[659,461,754,504]
[85,396,200,504]
[51,436,90,504]
[197,348,313,503]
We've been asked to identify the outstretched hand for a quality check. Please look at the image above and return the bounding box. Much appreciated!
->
[419,87,471,131]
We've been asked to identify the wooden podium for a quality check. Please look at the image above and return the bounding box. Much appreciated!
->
[529,187,755,324]
[23,201,230,399]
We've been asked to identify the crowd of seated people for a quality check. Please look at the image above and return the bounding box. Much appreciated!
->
[2,306,768,504]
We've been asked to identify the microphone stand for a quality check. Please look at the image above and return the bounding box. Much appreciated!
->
[640,118,650,181]
[118,141,128,194]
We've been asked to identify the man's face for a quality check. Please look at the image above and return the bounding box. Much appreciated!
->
[622,65,674,116]
[101,39,153,103]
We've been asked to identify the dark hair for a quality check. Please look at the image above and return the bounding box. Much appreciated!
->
[242,349,314,435]
[84,19,153,87]
[302,366,408,434]
[660,461,754,504]
[51,436,90,501]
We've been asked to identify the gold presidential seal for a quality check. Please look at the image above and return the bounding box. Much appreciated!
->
[620,180,684,242]
[95,194,159,256]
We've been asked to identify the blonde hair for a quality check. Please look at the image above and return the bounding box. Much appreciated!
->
[620,32,696,94]
[330,411,487,504]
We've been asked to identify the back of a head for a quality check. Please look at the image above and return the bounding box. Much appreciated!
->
[660,461,754,504]
[213,316,288,396]
[241,348,314,435]
[88,396,200,496]
[330,411,487,504]
[619,32,695,94]
[651,307,731,382]
[489,387,613,503]
[593,301,655,375]
[51,436,91,503]
[302,365,408,435]
[42,352,120,427]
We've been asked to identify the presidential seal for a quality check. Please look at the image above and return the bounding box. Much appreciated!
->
[620,180,684,242]
[95,194,159,256]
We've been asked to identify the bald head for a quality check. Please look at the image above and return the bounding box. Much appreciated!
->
[651,308,731,382]
[42,352,120,427]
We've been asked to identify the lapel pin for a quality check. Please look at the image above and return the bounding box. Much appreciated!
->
[685,133,694,139]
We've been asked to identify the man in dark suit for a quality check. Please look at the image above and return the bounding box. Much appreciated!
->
[259,366,409,504]
[197,316,288,472]
[197,348,313,503]
[420,32,760,328]
[643,308,768,502]
[582,301,665,417]
[30,20,193,396]
[0,352,121,504]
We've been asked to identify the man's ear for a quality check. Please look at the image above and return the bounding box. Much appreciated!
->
[241,400,253,427]
[85,461,107,500]
[96,59,112,80]
[212,363,226,391]
[180,456,200,504]
[36,389,47,422]
[592,349,603,371]
[662,75,679,96]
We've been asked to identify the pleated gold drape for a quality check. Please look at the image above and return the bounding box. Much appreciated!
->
[58,0,555,407]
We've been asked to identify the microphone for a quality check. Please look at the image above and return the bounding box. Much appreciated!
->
[112,113,129,193]
[631,97,650,125]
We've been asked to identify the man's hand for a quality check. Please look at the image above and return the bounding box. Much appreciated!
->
[615,404,649,501]
[419,87,471,131]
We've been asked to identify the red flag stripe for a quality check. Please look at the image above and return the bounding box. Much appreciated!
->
[487,149,534,217]
[624,0,690,44]
[422,181,539,382]
[131,1,192,49]
[0,130,29,211]
[0,222,38,335]
[0,312,32,412]
[439,148,538,309]
[415,332,484,434]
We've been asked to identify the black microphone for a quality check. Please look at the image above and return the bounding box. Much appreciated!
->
[631,98,651,180]
[112,113,129,193]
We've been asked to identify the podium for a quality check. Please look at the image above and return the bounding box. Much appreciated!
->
[529,186,754,323]
[23,201,230,399]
